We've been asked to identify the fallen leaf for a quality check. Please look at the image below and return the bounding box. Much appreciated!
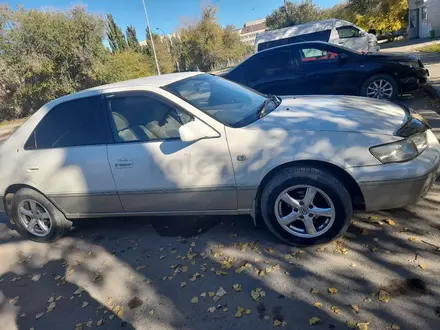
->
[96,319,104,326]
[313,302,323,308]
[109,314,114,320]
[181,281,187,288]
[208,292,215,297]
[245,308,252,315]
[191,296,199,304]
[385,219,396,226]
[200,292,207,297]
[264,315,270,320]
[379,290,390,303]
[251,290,260,301]
[360,229,369,236]
[260,291,266,297]
[373,237,379,242]
[82,301,89,308]
[54,275,62,280]
[136,265,146,271]
[371,247,378,252]
[75,323,83,330]
[235,311,242,318]
[331,306,341,314]
[347,321,357,328]
[213,287,227,302]
[223,307,228,312]
[233,284,242,292]
[31,274,41,282]
[274,320,282,326]
[117,308,124,318]
[350,264,356,267]
[148,310,154,315]
[391,325,400,330]
[55,296,62,301]
[408,237,416,242]
[356,322,369,330]
[47,302,56,312]
[160,255,166,259]
[215,270,227,276]
[73,288,84,295]
[19,313,25,318]
[418,264,427,269]
[309,317,321,326]
[311,288,320,294]
[328,287,338,294]
[85,320,93,327]
[207,307,216,313]
[351,305,360,312]
[35,312,44,319]
[47,296,54,303]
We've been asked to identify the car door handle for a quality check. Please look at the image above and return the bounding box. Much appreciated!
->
[115,159,133,168]
[27,166,39,171]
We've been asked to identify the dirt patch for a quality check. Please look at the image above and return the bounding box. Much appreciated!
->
[381,278,429,297]
[128,296,143,310]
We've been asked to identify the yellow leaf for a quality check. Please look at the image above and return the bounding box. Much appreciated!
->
[309,317,321,326]
[311,288,320,294]
[274,319,282,326]
[418,264,426,269]
[191,242,196,247]
[237,306,245,313]
[208,292,215,297]
[215,270,227,276]
[245,309,252,315]
[96,319,104,326]
[408,237,416,242]
[351,305,359,312]
[259,270,265,276]
[356,322,369,330]
[385,219,396,226]
[328,287,338,294]
[331,306,341,314]
[283,254,293,260]
[117,307,124,318]
[223,308,228,312]
[235,311,242,318]
[281,321,288,327]
[350,264,356,267]
[347,321,357,328]
[251,290,260,300]
[371,247,378,252]
[207,307,216,313]
[379,290,390,303]
[391,325,400,330]
[200,292,207,297]
[148,310,154,315]
[313,302,323,308]
[233,284,242,292]
[191,297,199,304]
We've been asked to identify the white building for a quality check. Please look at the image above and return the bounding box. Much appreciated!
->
[236,19,267,45]
[408,0,440,38]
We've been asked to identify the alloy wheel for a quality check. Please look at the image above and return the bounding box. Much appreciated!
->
[366,79,393,99]
[17,199,52,237]
[274,185,336,238]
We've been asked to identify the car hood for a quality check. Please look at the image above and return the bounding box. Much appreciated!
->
[254,96,408,135]
[364,52,420,62]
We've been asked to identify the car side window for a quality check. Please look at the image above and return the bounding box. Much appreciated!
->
[251,50,296,78]
[25,96,106,149]
[337,26,362,39]
[107,93,193,143]
[298,47,339,64]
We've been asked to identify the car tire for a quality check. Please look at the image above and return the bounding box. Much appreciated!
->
[260,167,352,246]
[360,74,399,100]
[11,188,72,243]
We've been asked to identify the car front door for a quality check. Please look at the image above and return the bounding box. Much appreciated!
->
[296,45,359,95]
[104,89,237,213]
[19,96,123,216]
[335,26,370,53]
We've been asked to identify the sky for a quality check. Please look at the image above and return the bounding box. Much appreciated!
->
[5,0,341,40]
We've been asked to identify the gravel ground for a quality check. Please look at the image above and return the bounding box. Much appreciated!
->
[0,92,440,330]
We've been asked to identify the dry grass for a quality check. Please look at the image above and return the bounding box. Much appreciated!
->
[417,44,440,53]
[0,117,27,129]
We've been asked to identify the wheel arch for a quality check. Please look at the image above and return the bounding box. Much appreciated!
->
[253,160,365,226]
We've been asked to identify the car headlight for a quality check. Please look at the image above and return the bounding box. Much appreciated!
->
[370,132,428,163]
[398,61,419,69]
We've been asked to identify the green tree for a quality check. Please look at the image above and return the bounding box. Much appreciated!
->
[106,13,126,53]
[143,27,175,73]
[0,5,106,119]
[266,0,324,30]
[126,25,139,50]
[93,50,154,84]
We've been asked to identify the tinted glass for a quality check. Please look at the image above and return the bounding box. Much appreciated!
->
[257,30,331,52]
[108,94,193,143]
[30,96,105,149]
[337,26,361,39]
[257,50,296,72]
[298,47,339,64]
[165,74,268,127]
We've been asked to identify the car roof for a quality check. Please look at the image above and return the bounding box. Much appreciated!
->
[49,72,203,105]
[255,19,353,45]
[257,41,338,54]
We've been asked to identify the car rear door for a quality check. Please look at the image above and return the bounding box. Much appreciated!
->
[19,96,123,216]
[244,49,305,96]
[104,89,237,214]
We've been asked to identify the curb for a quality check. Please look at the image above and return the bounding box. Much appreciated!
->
[424,82,440,98]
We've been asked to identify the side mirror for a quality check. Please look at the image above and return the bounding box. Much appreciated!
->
[179,119,219,142]
[338,53,349,65]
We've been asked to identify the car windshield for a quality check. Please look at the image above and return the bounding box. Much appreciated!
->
[164,74,279,127]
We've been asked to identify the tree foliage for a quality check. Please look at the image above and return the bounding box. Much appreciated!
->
[106,13,126,53]
[266,0,324,30]
[126,25,140,50]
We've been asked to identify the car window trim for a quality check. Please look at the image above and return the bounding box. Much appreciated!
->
[337,26,360,39]
[102,90,207,145]
[23,95,108,151]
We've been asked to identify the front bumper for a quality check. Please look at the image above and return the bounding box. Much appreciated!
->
[352,130,440,211]
[401,69,429,93]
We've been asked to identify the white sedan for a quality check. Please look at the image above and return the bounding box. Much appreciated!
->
[0,72,439,245]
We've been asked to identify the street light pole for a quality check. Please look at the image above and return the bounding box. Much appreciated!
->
[141,0,160,75]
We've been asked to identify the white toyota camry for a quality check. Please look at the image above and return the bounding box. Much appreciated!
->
[0,72,439,245]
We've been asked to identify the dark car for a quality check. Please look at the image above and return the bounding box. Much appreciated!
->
[223,41,429,100]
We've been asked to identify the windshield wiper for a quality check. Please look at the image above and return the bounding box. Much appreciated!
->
[257,94,279,118]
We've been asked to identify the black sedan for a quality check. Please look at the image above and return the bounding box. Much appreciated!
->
[223,41,429,100]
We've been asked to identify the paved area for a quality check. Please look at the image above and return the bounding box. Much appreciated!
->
[1,92,440,330]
